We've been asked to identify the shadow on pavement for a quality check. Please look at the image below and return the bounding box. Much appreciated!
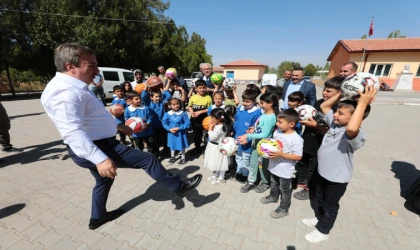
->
[391,161,420,216]
[9,112,45,120]
[0,140,68,168]
[118,165,220,212]
[0,203,26,219]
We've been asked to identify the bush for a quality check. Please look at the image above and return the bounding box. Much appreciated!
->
[0,68,49,92]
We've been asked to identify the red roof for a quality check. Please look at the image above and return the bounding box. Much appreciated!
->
[327,38,420,60]
[220,60,267,67]
[212,66,224,72]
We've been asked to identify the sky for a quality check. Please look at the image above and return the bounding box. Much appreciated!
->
[165,0,420,68]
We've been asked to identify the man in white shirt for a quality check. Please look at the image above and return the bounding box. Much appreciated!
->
[41,43,202,230]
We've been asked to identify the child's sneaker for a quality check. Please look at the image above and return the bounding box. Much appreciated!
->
[304,229,329,243]
[294,189,310,200]
[169,157,176,163]
[240,182,256,193]
[302,217,318,226]
[255,183,270,193]
[260,195,279,204]
[178,159,186,165]
[211,179,225,185]
[270,208,288,219]
[207,176,216,181]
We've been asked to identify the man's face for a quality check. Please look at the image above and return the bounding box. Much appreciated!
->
[291,70,304,84]
[340,64,356,77]
[202,65,212,77]
[322,87,340,101]
[72,54,99,84]
[158,67,165,74]
[284,71,292,80]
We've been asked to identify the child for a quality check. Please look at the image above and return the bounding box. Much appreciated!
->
[111,85,127,144]
[224,105,238,179]
[124,91,154,151]
[287,91,304,136]
[167,78,186,109]
[302,86,375,243]
[294,76,344,200]
[262,85,284,112]
[204,108,233,184]
[187,80,213,155]
[162,98,190,164]
[142,87,172,157]
[237,92,278,193]
[122,81,133,93]
[207,91,225,115]
[246,83,262,96]
[261,109,303,219]
[233,89,262,183]
[224,85,239,106]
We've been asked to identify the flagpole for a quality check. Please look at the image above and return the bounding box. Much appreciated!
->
[360,17,374,72]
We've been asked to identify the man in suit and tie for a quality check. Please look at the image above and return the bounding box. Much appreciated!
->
[282,68,317,108]
[199,63,220,94]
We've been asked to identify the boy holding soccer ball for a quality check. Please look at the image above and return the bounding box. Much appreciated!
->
[302,85,376,243]
[112,85,128,144]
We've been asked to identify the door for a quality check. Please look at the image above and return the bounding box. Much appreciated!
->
[226,71,234,78]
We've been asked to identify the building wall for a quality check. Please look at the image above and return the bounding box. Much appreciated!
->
[327,45,351,78]
[222,66,266,80]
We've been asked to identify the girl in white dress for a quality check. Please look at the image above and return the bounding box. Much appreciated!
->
[204,108,233,184]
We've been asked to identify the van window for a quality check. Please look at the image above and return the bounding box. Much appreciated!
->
[103,71,120,81]
[123,72,134,82]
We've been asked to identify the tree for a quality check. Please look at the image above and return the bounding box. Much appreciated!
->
[304,64,317,76]
[361,34,367,39]
[276,61,301,78]
[388,30,406,38]
[323,62,330,70]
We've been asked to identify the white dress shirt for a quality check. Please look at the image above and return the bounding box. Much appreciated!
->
[41,72,117,164]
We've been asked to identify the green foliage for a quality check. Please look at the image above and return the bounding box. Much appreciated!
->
[276,61,301,78]
[388,30,406,38]
[304,64,317,76]
[0,0,212,78]
[361,34,367,39]
[323,62,330,70]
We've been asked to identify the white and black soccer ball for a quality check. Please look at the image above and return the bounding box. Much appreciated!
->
[223,78,236,88]
[295,105,317,121]
[218,137,239,156]
[341,73,380,101]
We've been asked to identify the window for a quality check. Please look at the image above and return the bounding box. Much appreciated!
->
[123,72,134,82]
[416,65,420,77]
[368,64,392,77]
[102,71,120,81]
[226,71,234,78]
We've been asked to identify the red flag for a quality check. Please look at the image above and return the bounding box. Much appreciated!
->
[369,20,374,36]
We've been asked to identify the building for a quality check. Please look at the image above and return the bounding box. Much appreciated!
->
[220,60,267,82]
[212,66,224,74]
[327,38,420,90]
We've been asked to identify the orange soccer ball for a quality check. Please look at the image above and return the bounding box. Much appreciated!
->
[202,116,211,131]
[110,104,125,117]
[146,76,164,91]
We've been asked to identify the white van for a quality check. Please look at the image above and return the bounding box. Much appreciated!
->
[261,74,278,86]
[90,67,134,99]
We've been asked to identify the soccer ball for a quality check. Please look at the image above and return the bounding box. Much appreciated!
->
[146,76,163,90]
[125,117,146,133]
[110,104,124,117]
[202,116,211,130]
[341,73,380,101]
[257,138,283,159]
[295,105,317,121]
[210,73,224,85]
[165,68,177,80]
[223,78,236,88]
[218,137,239,156]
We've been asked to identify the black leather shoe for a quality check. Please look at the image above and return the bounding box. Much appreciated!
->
[174,174,202,197]
[88,209,125,230]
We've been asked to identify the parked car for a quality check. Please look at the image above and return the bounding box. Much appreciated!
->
[261,74,278,86]
[90,67,133,99]
[191,72,202,79]
[184,78,193,89]
[304,76,311,81]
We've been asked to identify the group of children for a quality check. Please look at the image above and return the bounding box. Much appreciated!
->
[109,74,376,244]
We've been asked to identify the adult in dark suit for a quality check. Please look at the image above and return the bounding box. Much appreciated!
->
[282,68,317,108]
[199,63,223,94]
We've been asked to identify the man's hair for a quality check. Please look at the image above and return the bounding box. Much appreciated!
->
[324,76,345,90]
[246,83,261,96]
[284,70,292,73]
[125,91,139,100]
[277,109,300,124]
[338,100,371,120]
[343,62,358,71]
[242,89,259,101]
[158,66,165,70]
[113,85,123,92]
[194,79,206,88]
[288,91,305,103]
[54,43,95,72]
[201,63,212,69]
[293,67,305,74]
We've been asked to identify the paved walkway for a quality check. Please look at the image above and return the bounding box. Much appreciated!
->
[0,92,420,249]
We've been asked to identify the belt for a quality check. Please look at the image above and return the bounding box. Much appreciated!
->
[209,141,218,145]
[65,136,116,148]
